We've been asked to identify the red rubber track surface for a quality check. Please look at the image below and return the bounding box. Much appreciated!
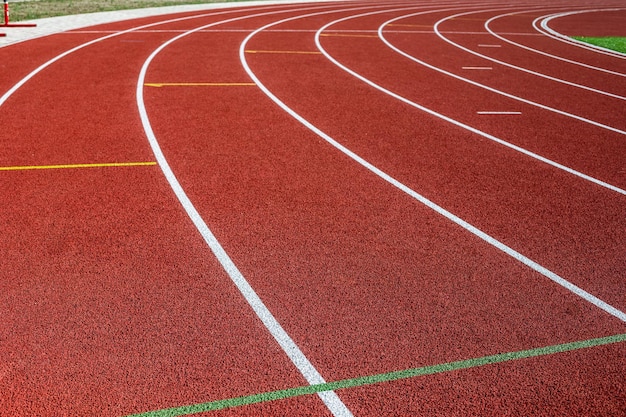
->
[1,1,624,416]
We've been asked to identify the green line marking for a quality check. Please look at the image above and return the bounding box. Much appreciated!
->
[0,162,157,171]
[572,36,626,54]
[126,333,626,417]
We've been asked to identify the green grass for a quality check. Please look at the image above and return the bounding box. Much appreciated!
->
[8,0,241,21]
[572,36,626,54]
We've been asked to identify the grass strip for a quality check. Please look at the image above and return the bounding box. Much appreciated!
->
[127,333,626,417]
[8,0,242,21]
[572,36,626,54]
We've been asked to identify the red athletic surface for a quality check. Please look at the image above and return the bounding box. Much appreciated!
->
[1,1,624,416]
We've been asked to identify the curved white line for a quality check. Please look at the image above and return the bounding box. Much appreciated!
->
[379,11,626,137]
[537,9,626,59]
[240,6,626,323]
[134,3,427,416]
[433,9,626,101]
[485,9,626,77]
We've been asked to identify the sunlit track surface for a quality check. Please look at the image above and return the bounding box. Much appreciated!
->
[1,1,625,416]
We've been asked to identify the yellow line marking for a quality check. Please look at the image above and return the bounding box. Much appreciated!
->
[244,50,322,54]
[0,162,157,171]
[145,83,255,87]
[449,17,489,21]
[386,24,433,28]
[320,33,379,38]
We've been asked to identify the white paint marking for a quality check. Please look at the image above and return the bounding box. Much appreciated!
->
[477,111,522,114]
[462,66,493,69]
[478,44,501,47]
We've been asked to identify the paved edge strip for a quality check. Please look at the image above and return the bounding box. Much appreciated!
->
[0,162,156,171]
[125,333,626,417]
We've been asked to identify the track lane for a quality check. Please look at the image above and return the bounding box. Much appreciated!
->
[136,5,394,416]
[142,2,624,414]
[1,167,331,416]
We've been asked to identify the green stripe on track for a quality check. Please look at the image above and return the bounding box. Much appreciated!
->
[126,333,626,417]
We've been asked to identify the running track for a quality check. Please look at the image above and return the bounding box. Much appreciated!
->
[0,1,624,416]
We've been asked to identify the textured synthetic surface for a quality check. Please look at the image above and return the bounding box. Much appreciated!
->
[0,1,624,416]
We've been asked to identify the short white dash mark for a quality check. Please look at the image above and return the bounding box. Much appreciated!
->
[462,66,493,70]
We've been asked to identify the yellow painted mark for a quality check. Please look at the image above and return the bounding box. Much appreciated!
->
[449,17,489,22]
[0,162,157,171]
[320,33,378,38]
[244,50,322,54]
[386,24,433,28]
[145,83,255,87]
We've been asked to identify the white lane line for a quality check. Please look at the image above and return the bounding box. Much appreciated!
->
[477,111,522,114]
[434,9,626,101]
[538,9,626,60]
[485,9,626,77]
[319,11,626,324]
[462,66,493,69]
[379,10,626,136]
[138,3,417,416]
